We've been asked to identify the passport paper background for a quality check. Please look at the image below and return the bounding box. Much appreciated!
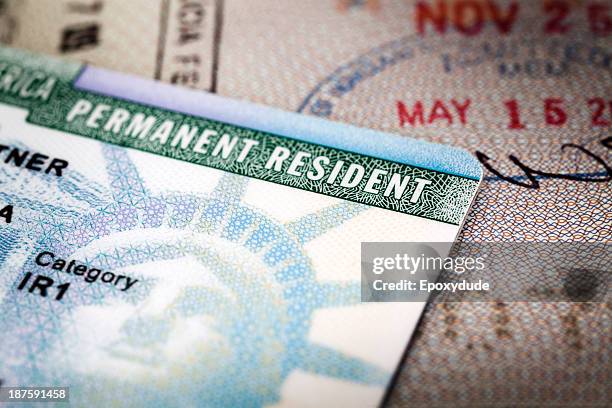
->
[1,0,610,406]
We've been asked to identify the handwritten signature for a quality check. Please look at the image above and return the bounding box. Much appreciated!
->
[476,136,611,188]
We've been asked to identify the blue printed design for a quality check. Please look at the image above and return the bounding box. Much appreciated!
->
[0,228,18,268]
[0,144,389,407]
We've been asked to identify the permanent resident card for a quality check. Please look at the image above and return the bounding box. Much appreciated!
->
[0,46,482,407]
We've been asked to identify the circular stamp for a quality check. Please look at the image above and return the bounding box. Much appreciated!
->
[298,19,610,242]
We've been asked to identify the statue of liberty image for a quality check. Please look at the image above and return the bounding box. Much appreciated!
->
[0,142,389,407]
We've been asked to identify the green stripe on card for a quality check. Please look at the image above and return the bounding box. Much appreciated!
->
[0,51,477,225]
